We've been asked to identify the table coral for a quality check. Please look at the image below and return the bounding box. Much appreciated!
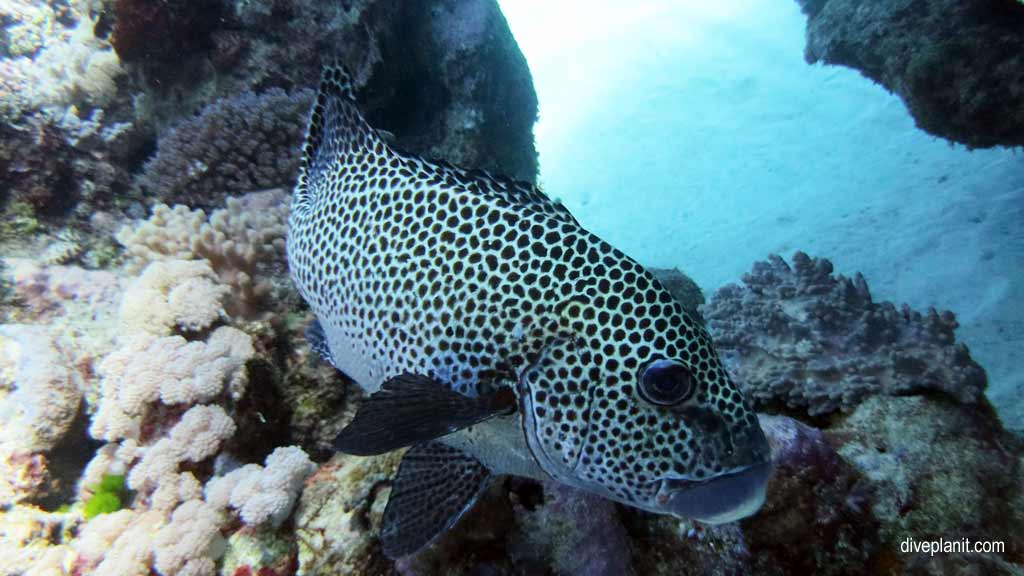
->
[704,252,987,416]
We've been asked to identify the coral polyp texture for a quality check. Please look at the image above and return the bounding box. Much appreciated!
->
[136,90,314,207]
[205,446,315,528]
[116,189,289,318]
[704,251,987,416]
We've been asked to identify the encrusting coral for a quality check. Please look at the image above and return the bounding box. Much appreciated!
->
[0,324,83,507]
[703,251,987,416]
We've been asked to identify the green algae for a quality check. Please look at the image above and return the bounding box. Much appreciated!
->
[83,473,127,519]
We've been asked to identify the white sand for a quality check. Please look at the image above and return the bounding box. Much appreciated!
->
[501,0,1024,430]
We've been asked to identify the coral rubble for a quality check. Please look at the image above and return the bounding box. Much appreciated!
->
[794,0,1024,148]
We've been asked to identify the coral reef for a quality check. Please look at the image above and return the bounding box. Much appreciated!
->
[794,0,1024,148]
[0,324,84,507]
[282,252,1022,575]
[116,189,289,319]
[0,1,543,573]
[295,452,401,575]
[3,0,1021,572]
[829,395,1022,553]
[136,91,314,207]
[110,0,224,66]
[0,120,76,218]
[1,0,538,276]
[115,0,539,185]
[508,480,634,576]
[0,0,124,119]
[703,252,987,416]
[739,414,878,575]
[0,324,82,454]
[205,446,315,528]
[0,253,316,574]
[650,267,705,316]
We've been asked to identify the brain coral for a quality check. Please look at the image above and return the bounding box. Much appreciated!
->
[703,251,987,416]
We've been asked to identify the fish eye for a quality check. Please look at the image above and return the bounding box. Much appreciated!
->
[638,359,695,406]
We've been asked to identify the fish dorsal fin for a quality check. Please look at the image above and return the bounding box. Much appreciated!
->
[441,163,579,225]
[294,63,384,209]
[333,373,515,456]
[381,441,491,558]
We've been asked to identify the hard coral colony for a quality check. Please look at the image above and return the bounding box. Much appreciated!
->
[0,0,1021,576]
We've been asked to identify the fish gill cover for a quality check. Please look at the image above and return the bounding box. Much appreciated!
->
[0,0,1020,575]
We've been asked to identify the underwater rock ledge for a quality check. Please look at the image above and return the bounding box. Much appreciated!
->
[794,0,1024,148]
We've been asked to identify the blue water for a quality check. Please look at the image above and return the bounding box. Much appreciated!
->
[502,0,1024,431]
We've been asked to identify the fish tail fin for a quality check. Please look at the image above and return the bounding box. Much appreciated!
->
[294,61,381,208]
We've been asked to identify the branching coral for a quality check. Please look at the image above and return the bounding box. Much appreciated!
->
[205,446,316,528]
[704,252,987,416]
[116,259,229,335]
[152,499,228,576]
[136,89,313,206]
[116,189,289,319]
[90,326,253,443]
[127,405,235,501]
[68,255,316,574]
[75,509,165,576]
[88,259,253,444]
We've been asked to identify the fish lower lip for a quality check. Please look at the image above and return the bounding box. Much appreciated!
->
[660,460,773,524]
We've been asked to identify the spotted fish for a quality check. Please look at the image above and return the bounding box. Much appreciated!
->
[287,64,772,558]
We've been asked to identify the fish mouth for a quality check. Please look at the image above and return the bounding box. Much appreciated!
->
[657,459,773,524]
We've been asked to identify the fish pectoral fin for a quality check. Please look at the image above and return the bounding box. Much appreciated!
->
[381,441,492,558]
[305,319,337,369]
[333,373,516,456]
